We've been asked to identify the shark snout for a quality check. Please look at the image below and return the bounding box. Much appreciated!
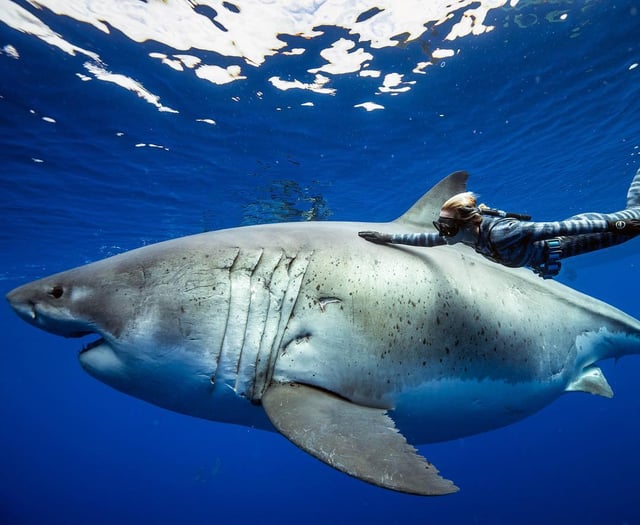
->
[6,283,94,338]
[6,285,37,322]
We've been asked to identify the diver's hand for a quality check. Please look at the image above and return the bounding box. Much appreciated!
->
[358,231,392,244]
[608,219,640,235]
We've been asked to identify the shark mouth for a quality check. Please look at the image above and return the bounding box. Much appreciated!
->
[80,337,106,354]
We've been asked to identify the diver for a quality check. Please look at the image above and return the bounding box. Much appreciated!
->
[358,169,640,278]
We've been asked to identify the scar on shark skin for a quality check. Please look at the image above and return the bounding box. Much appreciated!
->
[318,297,342,312]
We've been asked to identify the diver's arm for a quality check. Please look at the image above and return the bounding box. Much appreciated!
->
[389,232,446,247]
[358,231,446,247]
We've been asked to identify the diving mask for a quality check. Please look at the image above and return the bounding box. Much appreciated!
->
[433,216,461,237]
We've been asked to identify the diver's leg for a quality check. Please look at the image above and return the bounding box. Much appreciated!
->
[567,168,640,222]
[626,167,640,208]
[531,170,640,276]
[559,232,635,258]
[566,208,640,222]
[570,169,640,221]
[531,232,633,278]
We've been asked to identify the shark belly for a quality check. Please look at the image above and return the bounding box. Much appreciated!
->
[392,378,564,443]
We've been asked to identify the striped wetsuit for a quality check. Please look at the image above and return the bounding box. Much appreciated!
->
[388,169,640,277]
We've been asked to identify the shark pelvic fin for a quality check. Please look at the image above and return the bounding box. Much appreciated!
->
[565,366,614,398]
[262,382,458,496]
[393,171,468,229]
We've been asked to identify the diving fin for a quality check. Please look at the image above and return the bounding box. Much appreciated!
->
[626,167,640,208]
[262,382,458,496]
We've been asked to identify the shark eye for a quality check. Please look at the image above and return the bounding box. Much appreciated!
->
[49,285,64,299]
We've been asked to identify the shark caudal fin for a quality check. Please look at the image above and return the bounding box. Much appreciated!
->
[626,168,640,208]
[393,171,468,229]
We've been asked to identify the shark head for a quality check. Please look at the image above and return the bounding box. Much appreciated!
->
[6,263,136,362]
[7,256,164,387]
[5,243,272,427]
[8,274,102,338]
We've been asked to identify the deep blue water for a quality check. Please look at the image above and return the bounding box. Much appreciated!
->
[2,1,640,524]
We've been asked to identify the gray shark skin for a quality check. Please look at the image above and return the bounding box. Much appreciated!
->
[6,172,640,496]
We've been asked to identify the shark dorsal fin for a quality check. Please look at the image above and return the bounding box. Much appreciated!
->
[393,171,469,228]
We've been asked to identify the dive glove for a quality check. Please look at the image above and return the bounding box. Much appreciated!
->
[358,231,393,244]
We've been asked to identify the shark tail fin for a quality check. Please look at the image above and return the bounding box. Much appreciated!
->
[393,171,468,229]
[626,168,640,208]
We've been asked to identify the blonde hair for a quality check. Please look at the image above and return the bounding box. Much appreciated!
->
[441,192,483,225]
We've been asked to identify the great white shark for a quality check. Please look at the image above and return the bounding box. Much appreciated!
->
[6,171,640,495]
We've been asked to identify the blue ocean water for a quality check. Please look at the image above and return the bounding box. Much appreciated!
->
[1,1,640,524]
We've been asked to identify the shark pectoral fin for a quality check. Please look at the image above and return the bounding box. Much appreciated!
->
[261,382,458,496]
[565,366,614,398]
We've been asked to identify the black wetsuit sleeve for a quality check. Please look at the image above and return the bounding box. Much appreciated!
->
[389,232,446,247]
